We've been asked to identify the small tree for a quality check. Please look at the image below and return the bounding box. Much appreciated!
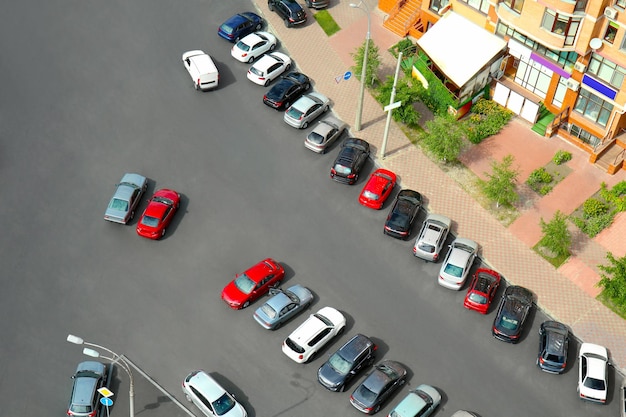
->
[538,211,571,257]
[420,114,465,163]
[375,76,421,127]
[478,154,520,207]
[597,252,626,306]
[351,40,381,87]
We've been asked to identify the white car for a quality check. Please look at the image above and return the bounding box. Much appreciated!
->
[438,238,478,290]
[182,370,247,417]
[282,306,346,363]
[182,50,219,91]
[577,343,609,404]
[247,52,291,86]
[231,32,277,63]
[283,92,330,129]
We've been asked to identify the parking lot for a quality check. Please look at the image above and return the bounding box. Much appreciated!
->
[0,1,620,416]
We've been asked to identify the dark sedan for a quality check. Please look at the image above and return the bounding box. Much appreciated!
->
[492,285,533,344]
[383,189,422,239]
[350,360,407,414]
[330,138,370,185]
[217,12,263,42]
[263,72,311,109]
[317,334,377,392]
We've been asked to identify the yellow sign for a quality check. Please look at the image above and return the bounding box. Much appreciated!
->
[98,387,114,398]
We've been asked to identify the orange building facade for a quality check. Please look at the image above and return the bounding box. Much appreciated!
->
[379,0,626,173]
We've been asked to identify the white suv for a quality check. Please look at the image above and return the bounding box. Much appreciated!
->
[182,370,247,417]
[282,306,346,363]
[577,343,609,404]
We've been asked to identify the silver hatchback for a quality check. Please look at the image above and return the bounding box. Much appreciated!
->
[304,115,347,153]
[413,213,452,262]
[284,92,330,129]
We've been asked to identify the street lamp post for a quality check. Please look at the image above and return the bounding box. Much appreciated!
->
[350,1,371,132]
[67,334,135,417]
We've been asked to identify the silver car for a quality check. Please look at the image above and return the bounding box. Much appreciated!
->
[182,370,247,417]
[304,115,347,153]
[412,214,452,262]
[253,284,313,330]
[284,92,330,129]
[104,173,148,224]
[388,384,441,417]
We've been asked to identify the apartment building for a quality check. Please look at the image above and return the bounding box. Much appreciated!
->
[379,0,626,173]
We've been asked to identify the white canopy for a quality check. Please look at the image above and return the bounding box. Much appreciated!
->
[416,12,506,87]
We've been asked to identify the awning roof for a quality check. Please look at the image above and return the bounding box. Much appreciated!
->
[416,12,506,87]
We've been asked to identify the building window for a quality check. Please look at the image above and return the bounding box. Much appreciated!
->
[459,0,489,14]
[587,53,626,89]
[430,0,449,13]
[574,0,588,12]
[541,10,581,46]
[502,0,524,13]
[569,124,601,147]
[617,0,626,8]
[604,22,619,44]
[496,23,579,69]
[573,90,613,127]
[551,77,567,108]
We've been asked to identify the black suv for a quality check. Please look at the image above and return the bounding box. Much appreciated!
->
[263,72,311,109]
[67,361,109,417]
[268,0,307,27]
[330,138,370,184]
[537,320,569,374]
[317,334,377,392]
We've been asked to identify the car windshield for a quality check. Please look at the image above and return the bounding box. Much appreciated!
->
[109,198,129,211]
[418,242,435,253]
[333,164,352,175]
[235,41,250,51]
[327,352,352,375]
[443,263,463,278]
[286,107,304,119]
[140,215,159,227]
[220,24,234,34]
[362,190,380,200]
[211,393,236,416]
[153,196,173,205]
[71,404,93,413]
[249,67,263,77]
[387,212,408,227]
[500,315,519,330]
[468,292,488,304]
[259,304,277,319]
[583,376,606,391]
[234,274,255,294]
[307,132,325,144]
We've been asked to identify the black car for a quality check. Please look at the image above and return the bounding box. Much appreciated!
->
[305,0,330,9]
[384,189,422,239]
[318,334,377,392]
[537,320,569,374]
[217,12,264,42]
[268,0,307,27]
[330,138,370,185]
[492,285,533,344]
[263,72,311,109]
[67,361,110,417]
[350,360,407,414]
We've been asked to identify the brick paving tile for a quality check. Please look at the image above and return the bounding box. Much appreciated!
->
[595,211,626,257]
[252,0,626,371]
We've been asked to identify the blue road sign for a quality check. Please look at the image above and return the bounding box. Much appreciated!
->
[100,397,114,407]
[343,71,352,81]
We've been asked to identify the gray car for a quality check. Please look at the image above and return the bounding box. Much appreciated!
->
[304,115,347,153]
[412,213,452,262]
[350,360,407,414]
[104,173,148,224]
[284,92,330,129]
[388,384,441,417]
[253,284,313,329]
[67,361,109,417]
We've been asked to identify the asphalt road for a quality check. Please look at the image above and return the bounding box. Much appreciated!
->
[0,1,620,417]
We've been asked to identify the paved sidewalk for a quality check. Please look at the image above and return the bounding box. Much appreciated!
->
[252,0,626,372]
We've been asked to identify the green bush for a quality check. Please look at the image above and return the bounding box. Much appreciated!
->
[600,181,626,212]
[375,76,421,127]
[553,150,572,165]
[527,168,553,188]
[583,198,609,218]
[539,185,553,195]
[389,38,416,59]
[578,212,615,237]
[463,99,513,144]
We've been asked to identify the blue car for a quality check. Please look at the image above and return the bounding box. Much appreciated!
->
[218,12,263,42]
[253,284,313,330]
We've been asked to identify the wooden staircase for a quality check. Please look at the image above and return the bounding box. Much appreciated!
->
[383,0,423,37]
[594,142,625,174]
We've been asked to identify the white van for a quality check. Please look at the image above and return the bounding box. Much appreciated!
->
[182,50,219,91]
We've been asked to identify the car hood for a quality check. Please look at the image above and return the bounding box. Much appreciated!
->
[318,362,346,387]
[221,281,246,304]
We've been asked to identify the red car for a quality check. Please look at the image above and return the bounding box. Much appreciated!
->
[358,169,397,210]
[136,189,181,239]
[221,258,285,309]
[463,268,501,314]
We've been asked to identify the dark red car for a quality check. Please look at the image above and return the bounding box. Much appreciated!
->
[221,258,285,309]
[463,268,501,314]
[136,189,180,239]
[358,169,397,210]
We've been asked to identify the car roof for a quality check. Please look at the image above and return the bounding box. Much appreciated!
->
[365,169,395,192]
[244,259,279,282]
[254,52,286,70]
[545,326,568,354]
[185,371,226,402]
[339,334,374,358]
[366,361,405,390]
[292,94,319,111]
[397,189,422,204]
[392,391,428,417]
[265,291,292,310]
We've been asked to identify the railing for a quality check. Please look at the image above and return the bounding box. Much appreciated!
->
[387,1,403,21]
[548,106,569,134]
[614,148,625,166]
[404,7,422,34]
